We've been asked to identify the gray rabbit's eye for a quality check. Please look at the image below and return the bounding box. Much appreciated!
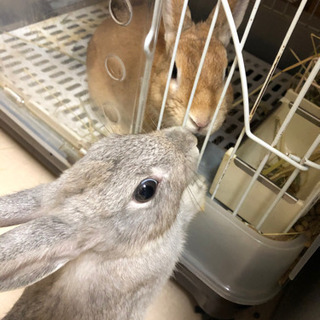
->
[134,178,158,203]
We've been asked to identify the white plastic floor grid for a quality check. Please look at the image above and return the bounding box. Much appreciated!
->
[0,3,110,149]
[0,3,292,151]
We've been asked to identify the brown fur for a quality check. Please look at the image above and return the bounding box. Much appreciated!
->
[86,0,249,134]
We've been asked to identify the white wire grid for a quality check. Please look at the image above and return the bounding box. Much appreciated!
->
[264,0,320,33]
[0,0,319,234]
[157,0,320,233]
[0,4,110,149]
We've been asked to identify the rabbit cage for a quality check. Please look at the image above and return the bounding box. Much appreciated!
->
[0,0,320,318]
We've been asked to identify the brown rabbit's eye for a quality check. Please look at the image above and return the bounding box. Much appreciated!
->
[171,62,178,79]
[134,179,158,203]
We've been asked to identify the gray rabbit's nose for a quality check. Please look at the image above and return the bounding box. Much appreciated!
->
[163,126,198,148]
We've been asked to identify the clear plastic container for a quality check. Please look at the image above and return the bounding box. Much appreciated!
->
[180,197,306,305]
[0,0,157,157]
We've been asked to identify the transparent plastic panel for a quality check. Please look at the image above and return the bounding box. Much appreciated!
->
[86,0,159,135]
[0,0,156,153]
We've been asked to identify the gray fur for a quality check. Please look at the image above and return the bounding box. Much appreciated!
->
[0,127,206,320]
[0,185,47,227]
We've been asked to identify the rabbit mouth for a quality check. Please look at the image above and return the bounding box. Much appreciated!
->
[184,117,210,135]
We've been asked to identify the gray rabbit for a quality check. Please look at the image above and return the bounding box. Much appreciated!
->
[0,127,206,320]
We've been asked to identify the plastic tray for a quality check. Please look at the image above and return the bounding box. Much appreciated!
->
[180,197,306,305]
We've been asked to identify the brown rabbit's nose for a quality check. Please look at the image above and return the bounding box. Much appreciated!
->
[190,117,209,130]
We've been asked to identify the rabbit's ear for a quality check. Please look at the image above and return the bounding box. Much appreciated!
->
[0,184,48,227]
[0,216,89,291]
[207,0,250,47]
[162,0,193,48]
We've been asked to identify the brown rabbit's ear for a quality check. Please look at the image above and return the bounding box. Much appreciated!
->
[207,0,250,47]
[162,0,193,49]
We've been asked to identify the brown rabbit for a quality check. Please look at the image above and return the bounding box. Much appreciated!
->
[0,127,206,320]
[87,0,249,135]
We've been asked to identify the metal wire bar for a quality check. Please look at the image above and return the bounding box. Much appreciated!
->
[211,0,309,201]
[222,0,311,171]
[210,129,246,200]
[285,192,320,234]
[283,1,290,16]
[249,0,308,120]
[133,0,163,134]
[181,0,221,127]
[295,57,315,93]
[256,134,320,230]
[198,0,261,167]
[309,0,320,20]
[157,0,189,130]
[288,154,320,170]
[232,57,320,217]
